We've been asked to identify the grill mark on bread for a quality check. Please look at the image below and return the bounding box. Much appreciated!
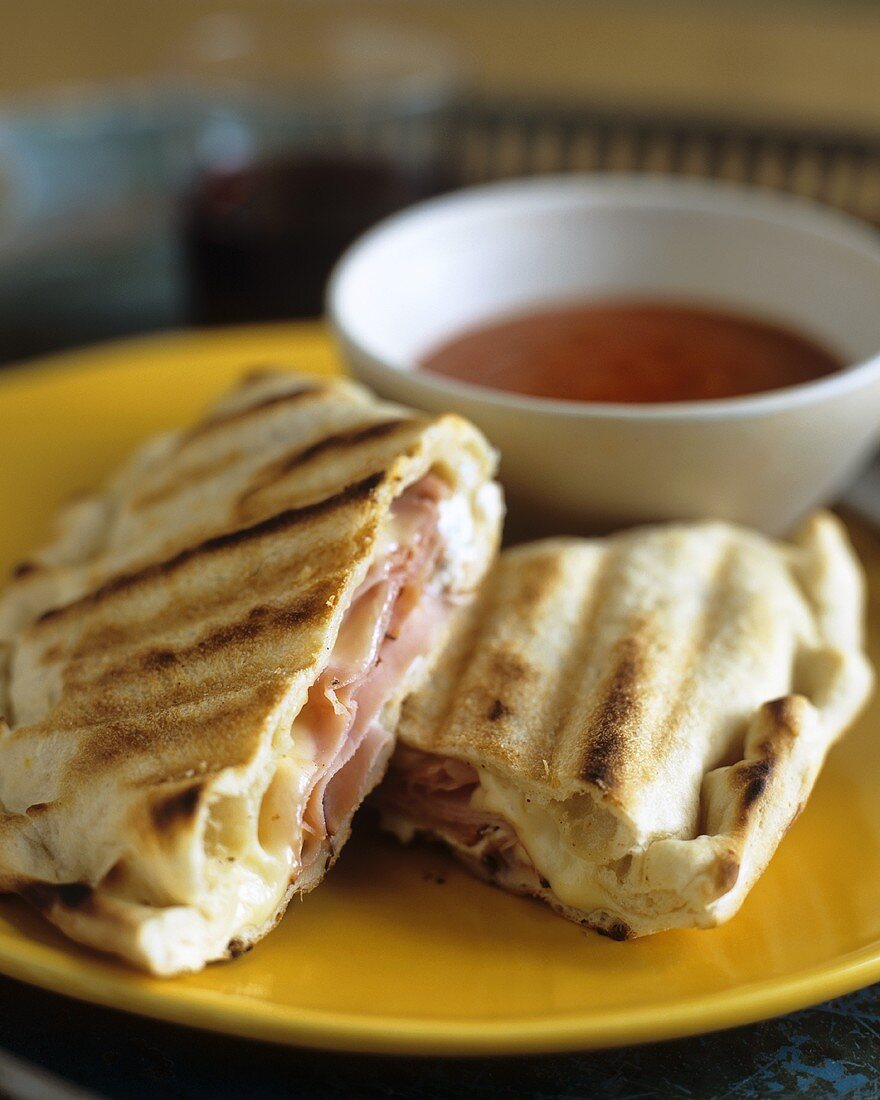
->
[180,384,328,445]
[733,696,804,827]
[36,474,384,627]
[60,531,362,668]
[416,545,609,783]
[73,680,283,774]
[739,757,774,813]
[130,448,244,511]
[239,417,414,512]
[512,550,568,609]
[651,536,738,788]
[579,634,645,790]
[80,588,335,692]
[260,418,414,478]
[536,546,617,780]
[579,536,736,801]
[763,695,801,739]
[153,594,328,661]
[750,698,805,759]
[397,569,510,765]
[440,552,566,765]
[583,535,734,800]
[59,603,332,722]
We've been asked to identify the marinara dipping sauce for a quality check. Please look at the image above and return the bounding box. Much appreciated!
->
[420,301,844,403]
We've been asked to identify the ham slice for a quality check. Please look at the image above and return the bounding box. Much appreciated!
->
[292,475,454,874]
[381,745,523,859]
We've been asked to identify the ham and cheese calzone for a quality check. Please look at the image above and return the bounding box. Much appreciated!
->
[379,516,872,938]
[0,371,502,974]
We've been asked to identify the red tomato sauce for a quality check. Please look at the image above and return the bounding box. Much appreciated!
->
[419,301,843,403]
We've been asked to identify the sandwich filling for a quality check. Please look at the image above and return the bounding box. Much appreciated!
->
[282,473,454,877]
[379,747,528,874]
[379,745,617,920]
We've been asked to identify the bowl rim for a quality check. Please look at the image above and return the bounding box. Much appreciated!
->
[326,173,880,423]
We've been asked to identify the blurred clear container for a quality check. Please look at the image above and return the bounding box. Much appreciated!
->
[0,89,187,362]
[175,12,466,322]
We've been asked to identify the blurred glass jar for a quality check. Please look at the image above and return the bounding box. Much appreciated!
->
[175,12,465,323]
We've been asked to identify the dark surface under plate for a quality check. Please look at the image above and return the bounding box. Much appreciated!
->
[0,971,876,1099]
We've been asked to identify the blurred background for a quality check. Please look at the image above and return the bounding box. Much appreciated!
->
[2,0,880,365]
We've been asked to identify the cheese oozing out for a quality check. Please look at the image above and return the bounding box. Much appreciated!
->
[379,746,617,917]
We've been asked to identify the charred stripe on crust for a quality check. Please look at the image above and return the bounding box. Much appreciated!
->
[36,473,385,627]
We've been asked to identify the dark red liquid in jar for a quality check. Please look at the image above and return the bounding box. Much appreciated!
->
[183,152,450,323]
[420,301,845,403]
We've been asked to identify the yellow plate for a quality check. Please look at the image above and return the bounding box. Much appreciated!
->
[2,324,880,1055]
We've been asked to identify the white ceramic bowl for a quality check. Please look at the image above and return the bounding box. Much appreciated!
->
[327,175,880,534]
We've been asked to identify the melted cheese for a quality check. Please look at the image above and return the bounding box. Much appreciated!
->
[474,770,616,915]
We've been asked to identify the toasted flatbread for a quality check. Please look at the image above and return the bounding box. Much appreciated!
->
[0,370,503,973]
[379,514,872,937]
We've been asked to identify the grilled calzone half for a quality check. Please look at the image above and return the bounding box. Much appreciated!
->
[0,370,502,974]
[379,515,872,938]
